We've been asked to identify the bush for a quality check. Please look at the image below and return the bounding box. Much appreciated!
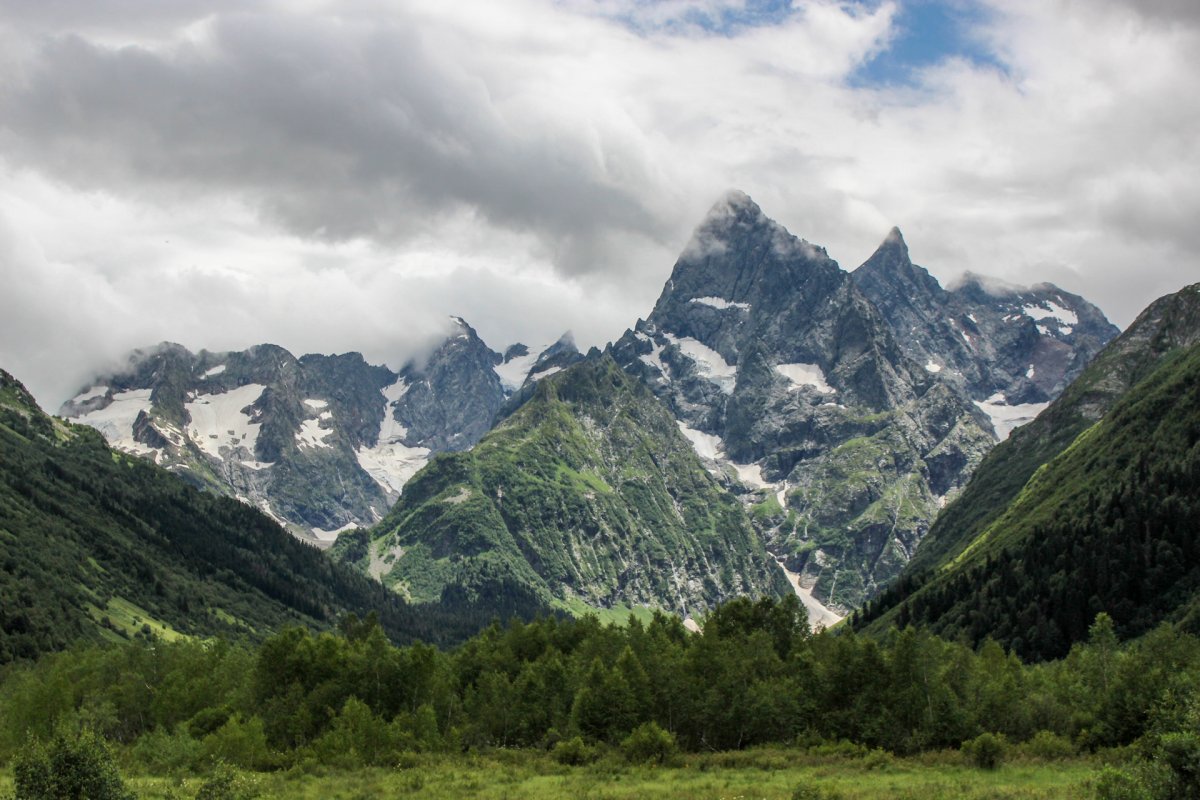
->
[1092,765,1154,800]
[805,740,868,760]
[194,762,261,800]
[792,782,845,800]
[130,726,204,773]
[11,729,134,800]
[200,715,274,771]
[620,722,677,765]
[552,736,596,766]
[1022,730,1075,761]
[962,732,1006,770]
[1158,731,1200,798]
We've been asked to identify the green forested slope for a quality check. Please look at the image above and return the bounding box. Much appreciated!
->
[903,283,1200,576]
[857,342,1200,659]
[0,369,477,662]
[337,356,789,618]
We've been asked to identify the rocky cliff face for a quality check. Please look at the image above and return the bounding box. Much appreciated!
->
[339,355,790,619]
[894,281,1200,579]
[61,320,584,545]
[852,229,1119,439]
[855,283,1200,659]
[609,192,997,611]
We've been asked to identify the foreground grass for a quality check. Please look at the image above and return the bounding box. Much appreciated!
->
[0,749,1098,799]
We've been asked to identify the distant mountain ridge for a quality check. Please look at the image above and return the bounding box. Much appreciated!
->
[852,228,1118,438]
[60,320,575,544]
[0,367,480,662]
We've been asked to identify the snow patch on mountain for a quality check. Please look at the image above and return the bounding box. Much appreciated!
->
[677,422,724,461]
[774,363,835,394]
[633,333,670,382]
[774,556,843,630]
[303,398,328,410]
[925,361,942,373]
[529,365,563,383]
[310,522,358,543]
[690,296,751,311]
[665,334,737,394]
[974,393,1049,440]
[185,384,267,459]
[494,349,541,391]
[733,462,769,489]
[355,379,430,495]
[297,411,334,449]
[68,388,161,459]
[355,441,430,496]
[1023,300,1078,327]
[202,365,226,378]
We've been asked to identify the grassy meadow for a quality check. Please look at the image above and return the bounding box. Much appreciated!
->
[0,748,1099,800]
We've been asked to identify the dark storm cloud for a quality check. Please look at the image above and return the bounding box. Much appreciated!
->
[0,9,669,275]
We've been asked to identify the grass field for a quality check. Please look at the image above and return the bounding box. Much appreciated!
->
[0,749,1099,799]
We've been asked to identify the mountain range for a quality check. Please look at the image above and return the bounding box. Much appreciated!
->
[0,369,483,662]
[51,191,1120,624]
[59,320,579,546]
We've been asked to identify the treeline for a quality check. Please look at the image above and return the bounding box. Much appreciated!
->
[3,597,1199,773]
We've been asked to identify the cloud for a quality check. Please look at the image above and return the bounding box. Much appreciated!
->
[1,0,1199,408]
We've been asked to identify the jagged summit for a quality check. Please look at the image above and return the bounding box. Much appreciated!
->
[852,235,1119,410]
[611,192,994,612]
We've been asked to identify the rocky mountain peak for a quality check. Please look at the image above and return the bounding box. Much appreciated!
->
[854,226,942,303]
[852,239,1120,417]
[610,193,994,613]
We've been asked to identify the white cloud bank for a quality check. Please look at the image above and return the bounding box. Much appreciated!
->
[1,0,1198,406]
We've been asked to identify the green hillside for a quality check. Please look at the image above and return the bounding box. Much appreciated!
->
[857,341,1200,659]
[901,283,1200,576]
[0,369,478,663]
[335,356,790,619]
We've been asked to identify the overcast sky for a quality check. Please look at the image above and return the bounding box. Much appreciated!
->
[2,0,1198,408]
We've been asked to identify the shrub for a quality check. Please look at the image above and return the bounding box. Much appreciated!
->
[1023,730,1075,761]
[130,726,204,773]
[552,736,596,766]
[962,732,1006,770]
[1157,731,1200,800]
[620,722,677,765]
[1092,765,1153,800]
[11,729,134,800]
[862,748,895,770]
[792,782,845,800]
[200,715,274,771]
[195,762,261,800]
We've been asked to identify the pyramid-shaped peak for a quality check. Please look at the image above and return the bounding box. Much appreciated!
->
[870,226,909,257]
[698,189,766,229]
[855,227,915,277]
